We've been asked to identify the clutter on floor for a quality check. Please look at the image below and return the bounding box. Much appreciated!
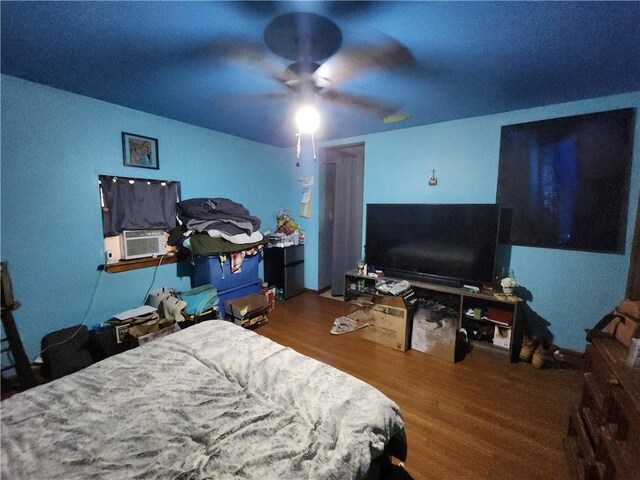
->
[40,325,94,380]
[260,282,277,311]
[411,297,459,362]
[177,284,219,317]
[105,304,179,346]
[331,316,370,335]
[518,335,580,369]
[333,296,409,351]
[224,293,269,329]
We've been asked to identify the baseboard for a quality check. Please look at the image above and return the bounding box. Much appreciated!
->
[556,347,584,370]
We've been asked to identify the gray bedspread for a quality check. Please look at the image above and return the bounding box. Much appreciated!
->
[1,321,404,479]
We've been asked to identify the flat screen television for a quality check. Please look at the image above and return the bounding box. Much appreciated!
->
[365,203,501,287]
[497,108,635,253]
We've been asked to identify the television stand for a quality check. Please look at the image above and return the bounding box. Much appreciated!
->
[383,271,464,289]
[428,277,463,289]
[344,269,522,363]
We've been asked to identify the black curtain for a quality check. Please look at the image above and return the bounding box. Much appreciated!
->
[100,175,178,237]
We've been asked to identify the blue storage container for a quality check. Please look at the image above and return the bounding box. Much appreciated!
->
[192,254,260,290]
[216,281,262,319]
[191,254,262,319]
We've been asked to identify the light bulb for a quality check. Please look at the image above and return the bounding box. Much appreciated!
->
[295,105,320,134]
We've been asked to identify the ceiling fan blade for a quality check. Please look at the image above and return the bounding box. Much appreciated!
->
[321,90,401,118]
[227,1,281,17]
[212,91,290,109]
[327,1,384,18]
[208,38,295,85]
[314,37,416,88]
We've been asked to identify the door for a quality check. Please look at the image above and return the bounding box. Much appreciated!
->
[319,144,365,296]
[626,189,640,300]
[318,161,336,291]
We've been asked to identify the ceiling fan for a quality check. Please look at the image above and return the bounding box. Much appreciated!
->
[212,11,417,121]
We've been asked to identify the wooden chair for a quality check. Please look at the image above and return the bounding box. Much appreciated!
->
[1,262,37,390]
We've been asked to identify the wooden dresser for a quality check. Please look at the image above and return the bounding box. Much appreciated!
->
[564,336,640,480]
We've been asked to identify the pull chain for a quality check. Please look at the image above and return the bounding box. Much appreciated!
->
[295,131,316,166]
[311,132,317,161]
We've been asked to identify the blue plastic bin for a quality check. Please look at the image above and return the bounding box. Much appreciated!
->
[192,254,260,290]
[216,280,262,319]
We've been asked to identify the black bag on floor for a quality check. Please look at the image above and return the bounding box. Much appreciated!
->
[41,325,94,380]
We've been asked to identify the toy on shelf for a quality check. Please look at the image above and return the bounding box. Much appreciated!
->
[270,209,304,247]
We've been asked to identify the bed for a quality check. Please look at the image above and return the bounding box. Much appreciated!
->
[1,321,407,479]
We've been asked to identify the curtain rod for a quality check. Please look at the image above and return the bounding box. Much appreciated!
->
[98,174,179,185]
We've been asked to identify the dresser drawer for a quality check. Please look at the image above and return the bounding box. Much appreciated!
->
[567,406,597,464]
[566,338,639,480]
[581,404,602,450]
[583,372,605,420]
[564,436,603,480]
[585,344,619,400]
[596,429,638,480]
[602,387,640,466]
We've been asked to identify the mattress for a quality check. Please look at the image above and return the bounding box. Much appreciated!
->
[1,321,405,479]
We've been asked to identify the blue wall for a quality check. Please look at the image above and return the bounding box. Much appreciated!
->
[1,75,298,360]
[317,92,639,351]
[2,73,638,356]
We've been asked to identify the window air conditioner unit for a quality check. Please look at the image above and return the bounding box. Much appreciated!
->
[120,230,166,260]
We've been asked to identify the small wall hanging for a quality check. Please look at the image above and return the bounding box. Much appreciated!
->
[428,169,438,186]
[122,132,159,170]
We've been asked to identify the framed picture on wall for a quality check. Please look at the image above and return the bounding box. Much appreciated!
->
[122,132,159,169]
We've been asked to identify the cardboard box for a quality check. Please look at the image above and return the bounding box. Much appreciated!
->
[411,305,458,362]
[183,308,218,323]
[224,293,269,329]
[261,285,277,312]
[493,325,511,349]
[234,312,268,329]
[346,296,409,351]
[108,306,159,343]
[114,323,131,344]
[225,293,268,319]
[134,322,181,346]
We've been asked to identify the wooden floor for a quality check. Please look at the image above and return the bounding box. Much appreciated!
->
[258,292,583,480]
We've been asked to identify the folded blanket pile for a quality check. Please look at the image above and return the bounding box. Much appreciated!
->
[170,198,266,269]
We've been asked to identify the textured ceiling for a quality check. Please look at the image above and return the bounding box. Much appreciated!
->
[2,1,639,147]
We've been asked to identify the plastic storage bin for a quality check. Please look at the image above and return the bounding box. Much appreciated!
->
[192,254,262,319]
[192,254,260,291]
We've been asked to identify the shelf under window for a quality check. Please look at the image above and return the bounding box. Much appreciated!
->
[102,254,183,273]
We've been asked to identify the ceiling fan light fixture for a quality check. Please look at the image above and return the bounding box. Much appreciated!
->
[295,105,320,134]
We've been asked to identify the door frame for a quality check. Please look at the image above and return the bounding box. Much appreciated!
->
[318,142,365,292]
